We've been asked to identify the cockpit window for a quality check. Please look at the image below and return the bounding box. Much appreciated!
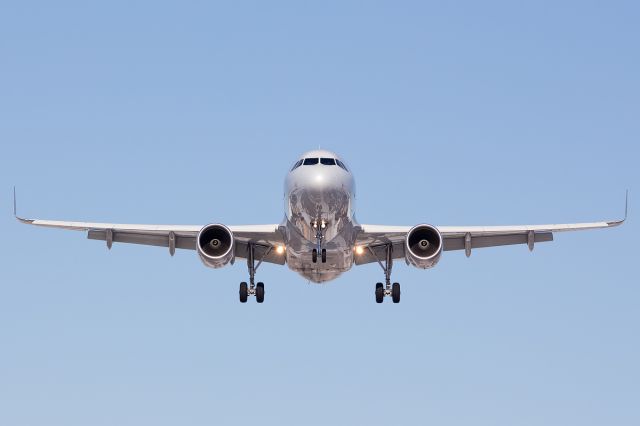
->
[291,159,303,171]
[336,159,348,171]
[320,158,336,165]
[303,158,319,165]
[299,157,345,167]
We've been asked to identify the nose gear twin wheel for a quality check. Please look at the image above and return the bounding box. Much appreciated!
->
[312,248,327,264]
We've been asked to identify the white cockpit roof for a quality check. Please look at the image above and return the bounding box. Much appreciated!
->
[298,149,340,160]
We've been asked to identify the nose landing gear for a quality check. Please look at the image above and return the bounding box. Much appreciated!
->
[370,244,400,303]
[311,219,327,264]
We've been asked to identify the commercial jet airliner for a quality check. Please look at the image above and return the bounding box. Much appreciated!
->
[15,150,627,303]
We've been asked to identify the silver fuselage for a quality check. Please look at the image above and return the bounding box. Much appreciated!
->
[282,158,358,282]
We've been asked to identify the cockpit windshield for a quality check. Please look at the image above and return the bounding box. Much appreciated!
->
[320,158,336,165]
[290,159,303,171]
[303,158,319,165]
[293,157,348,170]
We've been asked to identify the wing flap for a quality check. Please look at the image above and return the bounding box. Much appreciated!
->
[88,230,196,250]
[87,230,286,264]
[353,232,555,265]
[443,232,553,251]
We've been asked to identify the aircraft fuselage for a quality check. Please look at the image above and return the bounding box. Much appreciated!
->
[283,150,358,282]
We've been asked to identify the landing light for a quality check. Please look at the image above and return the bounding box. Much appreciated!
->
[276,245,286,254]
[355,246,364,255]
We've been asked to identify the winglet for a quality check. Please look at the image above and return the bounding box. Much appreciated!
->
[13,187,34,224]
[608,190,628,227]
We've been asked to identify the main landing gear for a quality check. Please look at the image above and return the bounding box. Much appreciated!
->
[239,243,268,303]
[371,244,400,304]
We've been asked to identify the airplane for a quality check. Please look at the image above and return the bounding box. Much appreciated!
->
[15,149,628,303]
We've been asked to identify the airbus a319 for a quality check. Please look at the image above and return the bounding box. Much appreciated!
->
[16,150,627,303]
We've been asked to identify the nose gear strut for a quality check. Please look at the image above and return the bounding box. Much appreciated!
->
[311,219,327,263]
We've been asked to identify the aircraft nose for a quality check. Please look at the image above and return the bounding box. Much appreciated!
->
[309,166,348,192]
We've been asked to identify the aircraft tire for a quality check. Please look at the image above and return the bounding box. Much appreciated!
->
[391,282,400,304]
[256,282,265,303]
[239,282,248,303]
[375,283,384,303]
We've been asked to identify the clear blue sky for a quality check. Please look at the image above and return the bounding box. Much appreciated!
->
[1,1,638,425]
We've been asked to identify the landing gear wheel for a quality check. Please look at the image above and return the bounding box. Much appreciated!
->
[321,249,327,263]
[239,282,248,303]
[391,282,401,304]
[375,283,384,304]
[312,249,318,263]
[256,282,265,303]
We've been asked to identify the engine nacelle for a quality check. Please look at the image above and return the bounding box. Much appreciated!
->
[405,224,443,269]
[196,224,235,268]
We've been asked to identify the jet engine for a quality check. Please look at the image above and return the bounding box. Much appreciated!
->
[197,224,235,268]
[405,224,443,269]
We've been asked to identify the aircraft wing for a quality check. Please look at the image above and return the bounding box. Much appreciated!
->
[354,193,627,265]
[14,191,285,264]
